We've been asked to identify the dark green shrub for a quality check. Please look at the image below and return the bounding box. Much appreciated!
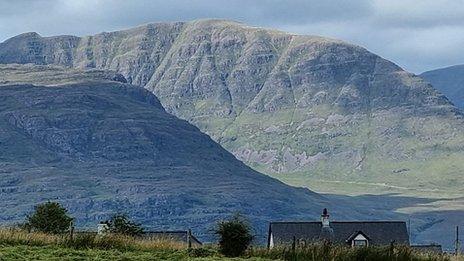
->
[214,214,253,257]
[104,214,143,237]
[24,201,73,234]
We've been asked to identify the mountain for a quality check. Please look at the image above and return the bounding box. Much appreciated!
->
[420,64,464,109]
[0,64,340,241]
[2,20,463,196]
[2,20,464,248]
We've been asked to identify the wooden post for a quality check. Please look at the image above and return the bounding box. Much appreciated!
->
[292,236,296,257]
[389,240,395,258]
[187,229,192,249]
[456,226,460,256]
[69,220,74,240]
[408,218,412,243]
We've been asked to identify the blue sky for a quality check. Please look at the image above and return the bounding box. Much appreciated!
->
[1,0,464,73]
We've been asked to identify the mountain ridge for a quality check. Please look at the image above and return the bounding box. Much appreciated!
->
[1,19,463,194]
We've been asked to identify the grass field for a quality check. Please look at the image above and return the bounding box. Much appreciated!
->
[0,244,461,261]
[0,229,462,260]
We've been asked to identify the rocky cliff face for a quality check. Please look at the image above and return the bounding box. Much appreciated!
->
[0,65,344,241]
[421,64,464,109]
[1,19,464,194]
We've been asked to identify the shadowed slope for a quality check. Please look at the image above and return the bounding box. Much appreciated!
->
[420,64,464,109]
[0,65,343,241]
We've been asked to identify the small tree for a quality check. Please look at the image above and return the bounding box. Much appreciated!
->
[25,201,73,234]
[215,214,253,257]
[104,214,143,237]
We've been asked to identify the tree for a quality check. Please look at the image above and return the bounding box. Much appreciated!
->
[215,214,253,257]
[104,214,143,237]
[25,201,73,234]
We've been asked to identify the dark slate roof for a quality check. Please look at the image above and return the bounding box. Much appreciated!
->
[269,221,409,246]
[142,231,202,245]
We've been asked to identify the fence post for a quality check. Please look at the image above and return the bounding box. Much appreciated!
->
[187,229,192,249]
[69,220,74,240]
[292,236,296,259]
[456,226,460,256]
[389,240,395,258]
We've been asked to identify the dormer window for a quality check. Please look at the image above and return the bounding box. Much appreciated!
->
[353,238,368,246]
[347,231,370,247]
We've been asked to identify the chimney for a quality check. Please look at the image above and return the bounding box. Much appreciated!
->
[97,222,109,235]
[321,208,330,228]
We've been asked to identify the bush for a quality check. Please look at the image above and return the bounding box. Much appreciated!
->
[24,201,73,234]
[104,214,143,237]
[215,214,253,257]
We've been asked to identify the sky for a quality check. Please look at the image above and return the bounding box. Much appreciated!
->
[1,0,464,73]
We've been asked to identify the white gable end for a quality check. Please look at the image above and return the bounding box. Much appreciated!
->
[269,232,274,248]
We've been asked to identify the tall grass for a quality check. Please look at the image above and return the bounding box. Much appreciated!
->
[0,228,461,260]
[0,228,60,246]
[248,244,455,261]
[0,228,186,252]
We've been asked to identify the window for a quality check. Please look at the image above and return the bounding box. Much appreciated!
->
[353,239,368,246]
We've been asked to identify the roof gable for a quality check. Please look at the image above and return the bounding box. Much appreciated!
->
[346,231,371,242]
[269,221,409,246]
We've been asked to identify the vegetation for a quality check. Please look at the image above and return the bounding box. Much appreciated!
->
[1,203,460,260]
[0,228,461,260]
[0,228,242,260]
[23,201,73,234]
[249,244,458,261]
[0,228,184,251]
[215,214,253,257]
[103,213,144,237]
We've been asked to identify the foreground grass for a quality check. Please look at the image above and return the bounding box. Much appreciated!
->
[0,229,269,260]
[0,245,186,261]
[0,245,276,260]
[0,245,462,261]
[0,228,186,251]
[249,245,461,261]
[0,229,462,260]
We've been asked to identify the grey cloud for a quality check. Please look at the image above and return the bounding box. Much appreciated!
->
[371,0,464,29]
[0,0,58,16]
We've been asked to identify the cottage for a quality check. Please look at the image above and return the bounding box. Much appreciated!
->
[268,209,409,248]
